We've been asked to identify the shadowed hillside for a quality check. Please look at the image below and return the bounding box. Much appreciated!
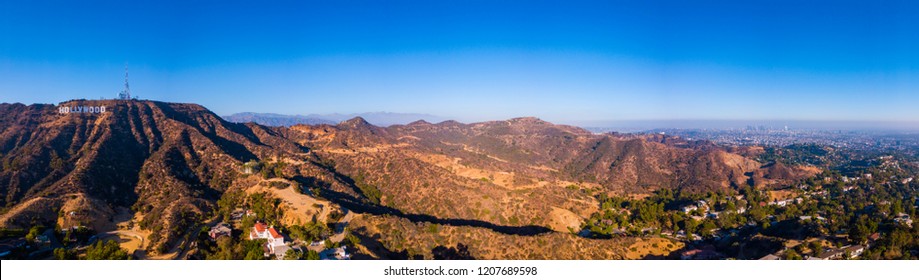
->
[0,100,314,252]
[0,100,817,259]
[288,117,816,234]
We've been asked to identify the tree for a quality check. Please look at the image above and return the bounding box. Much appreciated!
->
[84,240,130,260]
[699,220,717,237]
[53,248,76,260]
[283,249,303,260]
[245,249,265,260]
[809,241,823,255]
[345,232,361,247]
[304,250,321,260]
[784,249,803,260]
[25,225,43,242]
[241,239,267,260]
[849,215,878,244]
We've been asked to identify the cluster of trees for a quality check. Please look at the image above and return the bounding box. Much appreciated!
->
[862,225,919,259]
[244,159,288,179]
[216,189,246,222]
[246,192,283,225]
[24,225,44,242]
[283,248,320,260]
[583,189,751,239]
[54,240,131,260]
[287,221,331,243]
[198,236,270,260]
[351,173,383,204]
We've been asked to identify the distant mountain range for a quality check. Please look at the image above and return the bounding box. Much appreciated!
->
[223,112,447,127]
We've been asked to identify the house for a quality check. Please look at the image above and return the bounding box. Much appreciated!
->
[814,248,846,260]
[893,213,913,227]
[319,245,351,260]
[229,208,245,220]
[35,233,51,245]
[336,246,351,260]
[209,223,233,240]
[695,200,708,210]
[759,254,781,260]
[868,232,881,243]
[249,222,286,256]
[846,245,865,259]
[769,199,795,207]
[682,205,698,214]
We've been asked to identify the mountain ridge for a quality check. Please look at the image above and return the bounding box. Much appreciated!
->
[1,99,818,259]
[223,111,447,127]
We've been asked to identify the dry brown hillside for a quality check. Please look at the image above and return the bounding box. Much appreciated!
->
[1,101,816,259]
[288,116,816,235]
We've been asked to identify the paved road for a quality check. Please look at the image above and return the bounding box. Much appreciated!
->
[329,209,354,243]
[304,208,353,252]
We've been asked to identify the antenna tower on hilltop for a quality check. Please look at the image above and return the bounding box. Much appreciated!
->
[118,64,132,100]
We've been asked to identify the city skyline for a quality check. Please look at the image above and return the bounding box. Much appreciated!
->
[1,0,917,125]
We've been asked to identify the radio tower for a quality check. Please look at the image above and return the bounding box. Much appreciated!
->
[118,64,132,100]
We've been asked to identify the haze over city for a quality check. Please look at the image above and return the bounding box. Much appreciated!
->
[1,0,917,127]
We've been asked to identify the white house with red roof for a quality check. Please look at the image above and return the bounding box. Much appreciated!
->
[249,222,287,256]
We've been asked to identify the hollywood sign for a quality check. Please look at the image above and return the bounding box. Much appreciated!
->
[58,105,107,114]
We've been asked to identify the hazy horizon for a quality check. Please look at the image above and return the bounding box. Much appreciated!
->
[223,111,919,131]
[2,1,918,123]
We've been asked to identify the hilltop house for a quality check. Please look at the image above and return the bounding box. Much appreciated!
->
[209,223,233,240]
[249,222,287,256]
[894,213,913,227]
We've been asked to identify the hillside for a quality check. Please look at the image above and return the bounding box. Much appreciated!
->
[0,100,817,259]
[288,117,816,234]
[0,100,324,253]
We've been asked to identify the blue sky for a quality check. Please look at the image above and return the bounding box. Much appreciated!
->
[1,0,917,124]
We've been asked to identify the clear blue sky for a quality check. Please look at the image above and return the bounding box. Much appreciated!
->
[1,0,917,123]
